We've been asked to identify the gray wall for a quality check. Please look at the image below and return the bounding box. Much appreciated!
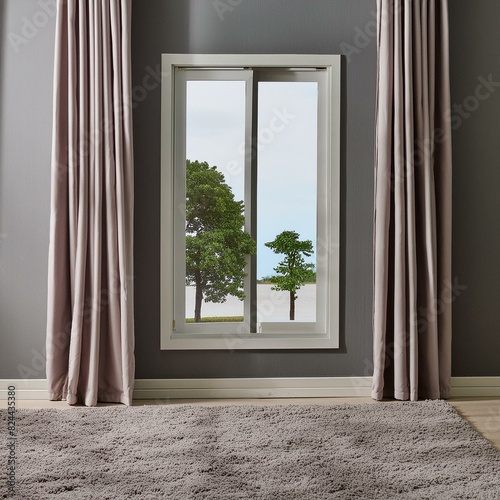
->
[0,0,499,379]
[131,0,376,378]
[449,0,500,375]
[0,0,54,378]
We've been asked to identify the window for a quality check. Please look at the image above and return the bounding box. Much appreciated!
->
[161,54,340,349]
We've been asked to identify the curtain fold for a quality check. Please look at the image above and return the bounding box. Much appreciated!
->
[372,0,452,401]
[46,0,134,406]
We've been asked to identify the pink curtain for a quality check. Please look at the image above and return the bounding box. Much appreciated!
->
[372,0,452,401]
[46,0,134,406]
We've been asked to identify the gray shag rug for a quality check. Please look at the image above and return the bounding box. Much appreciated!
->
[2,400,500,499]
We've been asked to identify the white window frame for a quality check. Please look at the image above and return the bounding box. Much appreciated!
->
[161,54,341,350]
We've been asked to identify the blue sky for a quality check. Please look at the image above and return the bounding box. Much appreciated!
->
[186,79,317,279]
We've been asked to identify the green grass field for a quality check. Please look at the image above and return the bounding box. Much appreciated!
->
[185,316,244,323]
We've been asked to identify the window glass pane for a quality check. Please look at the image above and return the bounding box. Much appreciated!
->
[185,80,246,322]
[257,82,318,323]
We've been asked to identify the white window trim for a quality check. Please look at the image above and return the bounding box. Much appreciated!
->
[160,54,341,350]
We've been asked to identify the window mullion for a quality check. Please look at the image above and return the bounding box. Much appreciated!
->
[243,72,258,334]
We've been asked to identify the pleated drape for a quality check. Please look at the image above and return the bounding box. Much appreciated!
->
[372,0,452,401]
[46,0,134,406]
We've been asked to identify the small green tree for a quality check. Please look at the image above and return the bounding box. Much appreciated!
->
[186,160,256,322]
[265,230,315,320]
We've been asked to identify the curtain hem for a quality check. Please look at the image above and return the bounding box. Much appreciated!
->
[49,390,133,407]
[372,389,448,401]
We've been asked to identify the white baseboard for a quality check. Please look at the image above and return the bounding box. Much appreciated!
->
[0,377,499,400]
[450,377,500,397]
[133,377,373,399]
[0,377,373,400]
[0,379,48,400]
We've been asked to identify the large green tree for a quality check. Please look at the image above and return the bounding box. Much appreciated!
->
[265,230,315,320]
[185,160,256,322]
